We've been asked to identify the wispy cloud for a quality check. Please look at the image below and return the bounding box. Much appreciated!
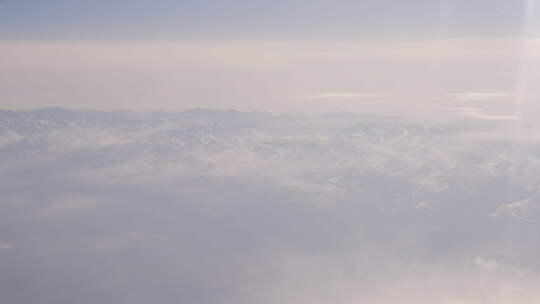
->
[453,92,513,102]
[296,93,384,100]
[0,242,13,249]
[490,198,538,221]
[128,233,168,241]
[472,257,502,270]
[456,107,520,120]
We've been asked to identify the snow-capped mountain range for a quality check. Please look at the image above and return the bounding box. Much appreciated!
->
[1,108,540,303]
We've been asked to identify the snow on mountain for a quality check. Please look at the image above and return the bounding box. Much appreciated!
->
[1,108,540,303]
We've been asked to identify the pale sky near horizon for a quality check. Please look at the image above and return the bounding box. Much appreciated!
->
[1,0,540,120]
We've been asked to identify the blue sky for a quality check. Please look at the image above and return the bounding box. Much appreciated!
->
[0,0,530,41]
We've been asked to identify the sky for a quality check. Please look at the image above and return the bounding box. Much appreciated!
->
[0,0,531,41]
[0,0,539,120]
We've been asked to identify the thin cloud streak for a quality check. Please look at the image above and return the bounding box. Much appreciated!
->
[296,93,385,100]
[456,107,520,120]
[0,242,13,249]
[453,92,514,101]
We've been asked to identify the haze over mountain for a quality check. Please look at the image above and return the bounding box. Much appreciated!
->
[3,0,540,302]
[1,108,540,303]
